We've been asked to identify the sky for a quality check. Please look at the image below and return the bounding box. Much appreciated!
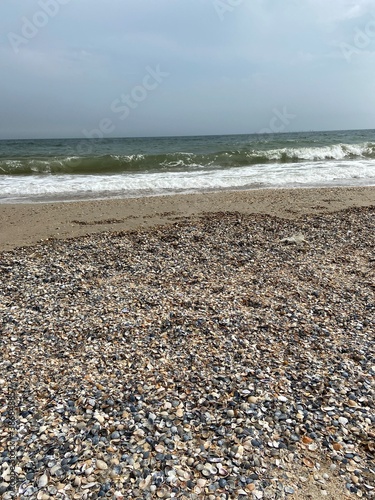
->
[1,0,375,139]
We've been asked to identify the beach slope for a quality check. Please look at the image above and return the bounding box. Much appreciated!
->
[0,187,374,498]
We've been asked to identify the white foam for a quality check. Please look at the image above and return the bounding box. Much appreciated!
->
[1,159,374,203]
[262,142,374,162]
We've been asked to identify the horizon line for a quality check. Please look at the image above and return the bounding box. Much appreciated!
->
[0,127,374,142]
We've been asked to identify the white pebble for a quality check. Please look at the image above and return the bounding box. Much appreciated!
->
[38,473,48,488]
[96,460,108,470]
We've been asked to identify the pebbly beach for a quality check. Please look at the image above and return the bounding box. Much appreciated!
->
[0,186,374,499]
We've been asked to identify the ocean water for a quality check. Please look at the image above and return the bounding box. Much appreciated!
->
[0,129,374,203]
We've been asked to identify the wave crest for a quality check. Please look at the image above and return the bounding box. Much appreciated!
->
[1,142,374,175]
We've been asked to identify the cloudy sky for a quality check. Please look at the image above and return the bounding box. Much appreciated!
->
[1,0,375,139]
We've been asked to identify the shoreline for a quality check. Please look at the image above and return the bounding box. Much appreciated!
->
[1,186,375,251]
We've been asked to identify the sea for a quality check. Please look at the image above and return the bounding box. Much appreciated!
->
[0,129,374,203]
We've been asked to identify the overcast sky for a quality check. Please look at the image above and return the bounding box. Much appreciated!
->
[1,0,375,139]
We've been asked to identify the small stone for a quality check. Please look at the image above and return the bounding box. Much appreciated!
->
[302,436,313,444]
[254,491,264,499]
[94,413,105,424]
[50,465,61,476]
[197,478,207,487]
[74,476,82,487]
[248,396,258,404]
[38,473,49,488]
[285,486,295,494]
[96,460,108,470]
[0,484,9,495]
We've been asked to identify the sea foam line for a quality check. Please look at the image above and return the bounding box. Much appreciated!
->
[1,159,374,202]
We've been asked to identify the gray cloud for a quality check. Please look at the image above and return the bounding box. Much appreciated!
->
[1,0,374,139]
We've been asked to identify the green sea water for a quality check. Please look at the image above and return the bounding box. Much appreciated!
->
[0,129,374,202]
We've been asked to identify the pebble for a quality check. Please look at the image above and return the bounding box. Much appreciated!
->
[96,460,108,470]
[339,416,349,425]
[0,484,9,495]
[38,474,48,488]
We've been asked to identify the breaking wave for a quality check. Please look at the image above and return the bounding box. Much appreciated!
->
[1,142,375,175]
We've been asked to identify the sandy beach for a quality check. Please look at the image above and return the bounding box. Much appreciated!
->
[0,187,374,499]
[3,0,375,494]
[1,186,375,251]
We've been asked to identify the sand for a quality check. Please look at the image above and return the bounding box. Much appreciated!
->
[1,186,375,251]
